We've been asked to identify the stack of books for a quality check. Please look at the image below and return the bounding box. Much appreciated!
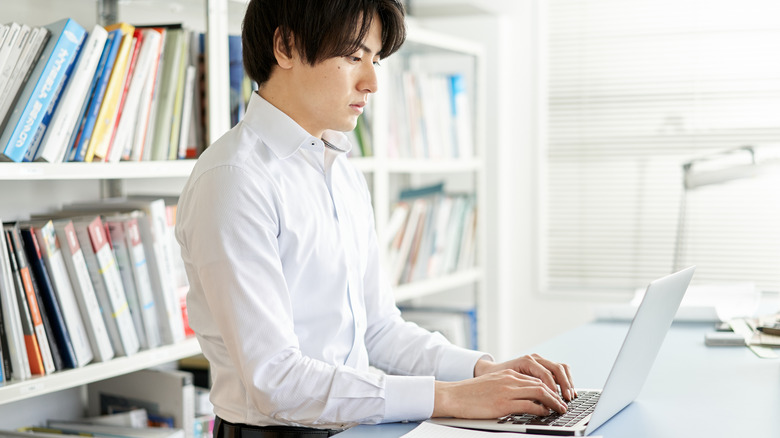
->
[0,196,191,383]
[0,18,212,164]
[385,183,478,286]
[386,70,474,160]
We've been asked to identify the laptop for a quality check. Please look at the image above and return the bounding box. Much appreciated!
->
[431,266,696,436]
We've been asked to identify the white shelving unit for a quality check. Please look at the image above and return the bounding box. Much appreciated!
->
[364,21,488,347]
[0,2,487,428]
[0,0,232,427]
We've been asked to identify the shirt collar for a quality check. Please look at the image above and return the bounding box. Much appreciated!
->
[244,92,353,159]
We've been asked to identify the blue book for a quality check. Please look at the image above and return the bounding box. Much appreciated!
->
[68,28,121,162]
[20,226,78,370]
[0,18,86,162]
[24,30,86,162]
[67,29,115,162]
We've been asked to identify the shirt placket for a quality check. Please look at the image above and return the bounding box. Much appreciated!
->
[324,155,366,369]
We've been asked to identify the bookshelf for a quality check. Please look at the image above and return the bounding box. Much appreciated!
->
[0,0,231,428]
[367,20,487,348]
[0,3,487,430]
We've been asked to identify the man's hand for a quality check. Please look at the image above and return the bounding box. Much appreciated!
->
[474,354,576,402]
[432,369,568,419]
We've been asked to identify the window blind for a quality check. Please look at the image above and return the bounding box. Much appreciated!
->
[543,0,780,292]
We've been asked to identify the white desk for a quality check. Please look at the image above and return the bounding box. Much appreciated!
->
[340,321,780,437]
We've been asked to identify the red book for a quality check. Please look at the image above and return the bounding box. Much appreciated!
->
[104,28,144,162]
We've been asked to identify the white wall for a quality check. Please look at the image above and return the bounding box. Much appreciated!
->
[419,2,597,361]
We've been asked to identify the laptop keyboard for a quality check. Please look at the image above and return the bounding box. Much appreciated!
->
[497,390,601,428]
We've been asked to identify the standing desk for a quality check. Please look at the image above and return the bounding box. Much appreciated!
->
[340,321,780,437]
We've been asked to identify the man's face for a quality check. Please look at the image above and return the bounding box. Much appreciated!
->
[287,17,383,138]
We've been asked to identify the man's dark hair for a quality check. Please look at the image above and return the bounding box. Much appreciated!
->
[242,0,406,86]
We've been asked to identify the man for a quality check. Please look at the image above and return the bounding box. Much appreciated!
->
[175,0,575,436]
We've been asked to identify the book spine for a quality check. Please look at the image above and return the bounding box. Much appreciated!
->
[54,220,115,362]
[123,217,161,348]
[25,28,86,162]
[0,221,31,380]
[5,227,52,374]
[37,25,107,163]
[105,218,148,350]
[84,217,140,356]
[69,28,121,162]
[88,23,135,162]
[131,28,164,161]
[0,19,85,162]
[36,221,94,367]
[20,227,78,369]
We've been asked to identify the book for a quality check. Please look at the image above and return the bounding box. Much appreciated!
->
[130,28,165,162]
[114,28,161,162]
[53,219,115,362]
[449,73,473,159]
[62,198,186,345]
[72,215,140,357]
[168,30,190,160]
[34,220,94,367]
[87,368,195,438]
[119,215,161,348]
[87,23,135,162]
[0,217,31,380]
[0,24,41,133]
[36,25,108,163]
[0,24,30,123]
[0,18,85,162]
[20,226,78,369]
[104,215,157,350]
[150,27,184,161]
[68,28,121,162]
[23,25,86,162]
[175,65,196,159]
[105,28,143,163]
[4,226,54,375]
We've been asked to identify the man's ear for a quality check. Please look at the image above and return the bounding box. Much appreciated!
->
[273,27,294,70]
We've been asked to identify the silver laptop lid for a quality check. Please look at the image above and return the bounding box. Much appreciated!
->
[585,266,695,434]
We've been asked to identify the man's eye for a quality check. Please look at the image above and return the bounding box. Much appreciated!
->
[348,56,361,62]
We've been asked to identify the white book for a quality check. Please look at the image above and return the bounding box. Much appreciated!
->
[87,368,195,438]
[34,220,94,367]
[122,215,161,348]
[111,29,161,162]
[133,28,165,162]
[0,23,23,90]
[53,219,115,362]
[104,216,148,350]
[0,24,33,128]
[62,199,185,345]
[0,218,31,380]
[392,198,426,286]
[36,25,107,163]
[176,64,196,159]
[72,215,139,356]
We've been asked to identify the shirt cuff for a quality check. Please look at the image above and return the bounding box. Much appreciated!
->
[437,346,493,382]
[383,375,435,423]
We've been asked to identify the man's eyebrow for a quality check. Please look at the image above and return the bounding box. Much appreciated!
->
[358,43,381,56]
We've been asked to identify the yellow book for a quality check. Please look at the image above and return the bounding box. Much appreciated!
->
[84,22,135,162]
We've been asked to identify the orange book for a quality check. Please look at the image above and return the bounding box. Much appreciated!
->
[4,227,52,375]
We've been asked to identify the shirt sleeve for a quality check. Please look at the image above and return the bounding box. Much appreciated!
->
[177,165,441,427]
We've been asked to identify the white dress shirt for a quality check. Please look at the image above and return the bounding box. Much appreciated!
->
[175,93,488,429]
